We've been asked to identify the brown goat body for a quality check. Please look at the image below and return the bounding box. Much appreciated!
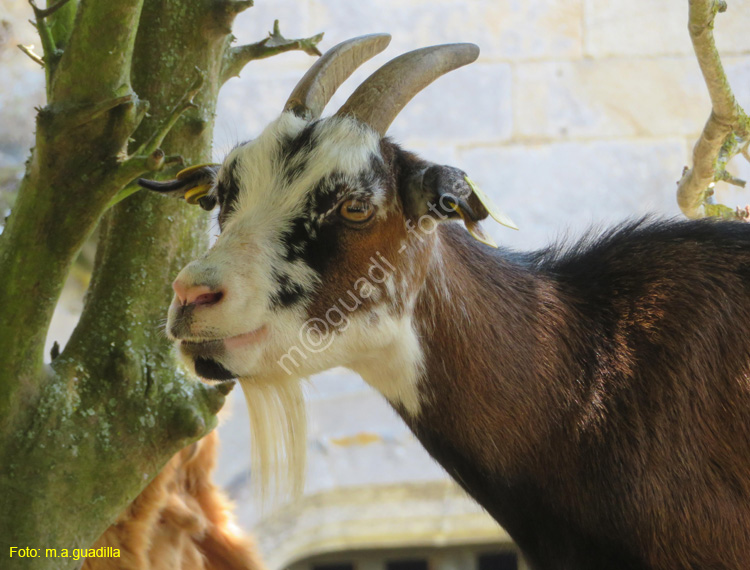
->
[405,217,750,569]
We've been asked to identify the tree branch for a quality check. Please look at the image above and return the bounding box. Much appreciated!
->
[50,0,145,105]
[17,44,45,67]
[29,0,73,19]
[98,71,207,206]
[676,0,750,218]
[28,1,62,93]
[106,152,184,209]
[226,0,253,14]
[222,20,322,83]
[134,71,204,157]
[55,93,137,130]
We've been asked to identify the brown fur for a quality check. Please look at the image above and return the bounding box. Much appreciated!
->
[83,431,265,570]
[403,221,750,570]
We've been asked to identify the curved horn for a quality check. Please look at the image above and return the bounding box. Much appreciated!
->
[284,34,392,121]
[335,43,479,136]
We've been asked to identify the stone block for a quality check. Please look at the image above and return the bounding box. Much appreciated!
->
[383,63,513,145]
[514,57,750,140]
[458,140,687,251]
[584,0,750,58]
[309,0,583,61]
[214,61,512,158]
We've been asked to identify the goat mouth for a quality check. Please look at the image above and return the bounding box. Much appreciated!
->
[177,327,269,379]
[178,325,268,353]
[193,357,236,381]
[177,342,237,381]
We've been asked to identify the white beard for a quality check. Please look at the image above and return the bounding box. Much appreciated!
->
[239,376,308,506]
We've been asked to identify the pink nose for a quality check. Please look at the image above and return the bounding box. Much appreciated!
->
[172,279,224,307]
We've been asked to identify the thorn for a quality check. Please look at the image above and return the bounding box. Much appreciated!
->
[719,169,746,188]
[17,44,44,67]
[50,341,60,360]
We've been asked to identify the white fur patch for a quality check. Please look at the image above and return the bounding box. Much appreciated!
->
[234,112,381,221]
[348,312,426,416]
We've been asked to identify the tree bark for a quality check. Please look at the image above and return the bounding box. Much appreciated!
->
[0,1,321,568]
[677,0,749,219]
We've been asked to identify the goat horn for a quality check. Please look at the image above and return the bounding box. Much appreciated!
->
[284,34,392,121]
[335,43,479,136]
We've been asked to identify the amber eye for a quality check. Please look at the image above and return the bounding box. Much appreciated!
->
[338,198,374,224]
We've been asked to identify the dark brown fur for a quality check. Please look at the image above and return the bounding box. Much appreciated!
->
[400,218,750,570]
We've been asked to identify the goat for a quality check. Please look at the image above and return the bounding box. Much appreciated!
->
[83,430,265,570]
[140,35,750,569]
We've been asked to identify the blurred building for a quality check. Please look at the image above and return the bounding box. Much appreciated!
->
[3,1,750,569]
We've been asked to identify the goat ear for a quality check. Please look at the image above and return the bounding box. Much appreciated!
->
[137,164,220,211]
[405,164,517,248]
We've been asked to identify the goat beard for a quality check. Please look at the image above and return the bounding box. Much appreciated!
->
[237,377,307,506]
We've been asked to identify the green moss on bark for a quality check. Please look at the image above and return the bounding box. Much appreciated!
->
[0,1,321,567]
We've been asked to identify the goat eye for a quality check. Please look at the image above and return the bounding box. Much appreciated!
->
[339,199,374,224]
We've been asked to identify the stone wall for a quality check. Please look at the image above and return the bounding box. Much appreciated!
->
[3,0,750,244]
[217,0,750,249]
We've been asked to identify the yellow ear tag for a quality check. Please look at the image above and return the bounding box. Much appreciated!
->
[464,176,518,230]
[176,163,220,180]
[184,185,211,205]
[453,204,499,249]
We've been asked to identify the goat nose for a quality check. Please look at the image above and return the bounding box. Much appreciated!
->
[172,280,224,307]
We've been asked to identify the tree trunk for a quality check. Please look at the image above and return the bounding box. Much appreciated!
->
[0,1,320,568]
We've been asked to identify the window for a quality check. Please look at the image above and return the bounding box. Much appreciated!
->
[312,564,354,570]
[386,559,429,570]
[477,552,518,570]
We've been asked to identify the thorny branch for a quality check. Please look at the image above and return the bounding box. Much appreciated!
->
[103,71,207,207]
[29,0,73,20]
[28,0,63,83]
[677,0,750,219]
[222,19,323,83]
